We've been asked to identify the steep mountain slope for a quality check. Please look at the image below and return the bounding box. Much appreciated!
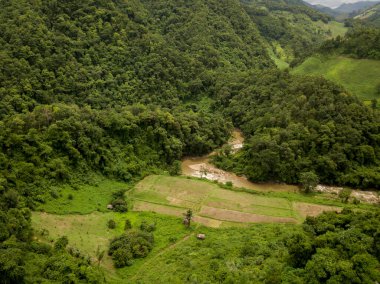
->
[293,26,380,101]
[355,2,380,26]
[241,0,346,65]
[304,0,379,9]
[335,0,380,13]
[0,0,272,119]
[0,1,379,283]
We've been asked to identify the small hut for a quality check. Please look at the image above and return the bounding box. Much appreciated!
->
[197,234,206,240]
[107,204,114,210]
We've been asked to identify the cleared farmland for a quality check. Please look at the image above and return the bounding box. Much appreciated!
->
[132,175,341,226]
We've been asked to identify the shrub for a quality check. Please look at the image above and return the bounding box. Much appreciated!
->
[225,181,233,188]
[124,219,132,230]
[339,188,352,203]
[54,236,69,251]
[109,230,154,268]
[107,219,116,229]
[111,198,128,212]
[140,220,156,232]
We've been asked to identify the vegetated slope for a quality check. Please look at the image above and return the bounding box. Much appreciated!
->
[354,2,380,26]
[293,27,380,101]
[0,0,270,282]
[213,70,380,189]
[0,0,272,118]
[292,56,380,101]
[241,0,347,66]
[0,0,379,282]
[127,209,380,283]
[335,1,380,14]
[320,27,380,59]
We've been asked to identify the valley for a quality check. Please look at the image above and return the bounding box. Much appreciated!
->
[1,0,379,283]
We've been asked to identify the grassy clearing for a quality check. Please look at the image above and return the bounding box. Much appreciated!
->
[132,175,343,225]
[267,47,289,70]
[292,55,380,101]
[38,179,130,214]
[127,223,302,283]
[32,211,190,282]
[318,21,347,38]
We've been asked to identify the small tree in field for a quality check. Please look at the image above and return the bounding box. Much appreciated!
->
[96,246,105,267]
[299,171,319,193]
[339,188,352,203]
[183,209,193,228]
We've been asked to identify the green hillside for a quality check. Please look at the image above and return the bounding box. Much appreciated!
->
[355,3,380,27]
[241,0,347,65]
[292,55,380,101]
[0,0,380,283]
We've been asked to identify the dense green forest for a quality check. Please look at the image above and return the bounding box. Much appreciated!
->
[0,0,379,282]
[212,70,380,188]
[320,26,380,59]
[241,0,348,67]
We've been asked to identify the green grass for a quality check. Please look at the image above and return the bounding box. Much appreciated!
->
[132,175,345,224]
[320,21,347,38]
[267,47,289,70]
[38,179,130,214]
[292,55,380,101]
[32,211,190,282]
[126,223,302,283]
[32,175,376,282]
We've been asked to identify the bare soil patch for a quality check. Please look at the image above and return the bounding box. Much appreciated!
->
[192,216,222,228]
[294,202,341,218]
[133,201,184,217]
[199,206,297,224]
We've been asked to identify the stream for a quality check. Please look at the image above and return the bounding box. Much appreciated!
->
[181,130,298,193]
[181,130,379,203]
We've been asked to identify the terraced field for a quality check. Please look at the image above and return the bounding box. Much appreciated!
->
[132,175,340,227]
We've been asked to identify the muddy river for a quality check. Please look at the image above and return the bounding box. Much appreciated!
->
[182,130,298,193]
[181,130,379,203]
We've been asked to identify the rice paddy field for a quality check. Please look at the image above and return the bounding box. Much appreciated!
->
[32,175,375,282]
[132,175,342,226]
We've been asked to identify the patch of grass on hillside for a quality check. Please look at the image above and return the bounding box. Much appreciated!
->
[267,47,289,70]
[125,223,302,283]
[32,211,189,281]
[292,55,380,101]
[321,21,348,38]
[38,179,130,214]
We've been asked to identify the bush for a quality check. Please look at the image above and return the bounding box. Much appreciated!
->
[111,198,128,213]
[67,194,73,200]
[107,220,116,229]
[339,188,352,203]
[140,220,156,232]
[124,219,132,230]
[109,230,154,268]
[54,236,69,251]
[353,198,360,205]
[50,190,59,199]
[30,242,52,255]
[225,181,233,188]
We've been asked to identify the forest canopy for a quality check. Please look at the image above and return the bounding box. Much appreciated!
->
[0,0,379,282]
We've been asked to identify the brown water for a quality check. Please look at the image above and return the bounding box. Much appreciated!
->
[182,130,380,202]
[181,130,298,193]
